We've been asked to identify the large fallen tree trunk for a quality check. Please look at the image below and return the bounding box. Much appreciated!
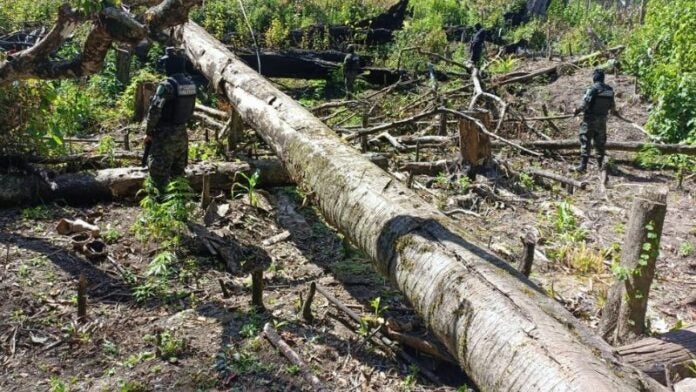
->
[0,160,290,207]
[501,139,696,155]
[175,21,665,391]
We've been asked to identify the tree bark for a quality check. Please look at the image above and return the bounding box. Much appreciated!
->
[618,325,696,385]
[174,22,665,391]
[600,186,668,345]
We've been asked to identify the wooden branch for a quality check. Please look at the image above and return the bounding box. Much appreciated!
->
[440,108,542,156]
[397,159,455,176]
[263,323,325,391]
[506,140,696,155]
[541,104,562,133]
[0,0,202,84]
[345,108,439,141]
[195,103,228,120]
[384,327,455,363]
[528,169,587,192]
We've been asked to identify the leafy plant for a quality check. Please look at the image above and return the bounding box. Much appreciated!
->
[103,225,122,244]
[132,176,195,247]
[369,296,388,317]
[21,206,50,220]
[146,251,176,278]
[232,170,261,207]
[488,56,519,74]
[679,242,694,257]
[97,135,117,166]
[518,172,534,190]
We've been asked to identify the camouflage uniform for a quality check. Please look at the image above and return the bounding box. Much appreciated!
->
[576,81,615,160]
[145,73,197,193]
[469,25,486,66]
[343,46,360,94]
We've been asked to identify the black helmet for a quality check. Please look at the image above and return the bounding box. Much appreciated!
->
[159,47,186,76]
[347,44,355,53]
[593,68,605,83]
[474,23,482,31]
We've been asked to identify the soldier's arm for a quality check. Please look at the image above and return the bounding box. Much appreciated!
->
[574,87,595,115]
[610,95,619,116]
[144,81,175,136]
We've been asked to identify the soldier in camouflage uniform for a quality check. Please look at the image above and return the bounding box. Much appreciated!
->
[343,45,361,95]
[469,23,486,67]
[573,69,618,172]
[144,47,197,194]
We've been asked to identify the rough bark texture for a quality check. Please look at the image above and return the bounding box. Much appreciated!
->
[618,325,696,385]
[600,186,668,345]
[0,160,291,207]
[175,22,665,391]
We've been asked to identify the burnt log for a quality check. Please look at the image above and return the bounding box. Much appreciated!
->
[174,21,665,391]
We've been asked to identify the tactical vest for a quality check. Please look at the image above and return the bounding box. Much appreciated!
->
[587,83,614,116]
[345,54,360,73]
[160,74,197,126]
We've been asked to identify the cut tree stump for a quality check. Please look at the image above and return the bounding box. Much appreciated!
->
[617,325,696,385]
[174,21,665,391]
[458,110,492,180]
[600,186,668,345]
[134,81,156,122]
[517,232,535,277]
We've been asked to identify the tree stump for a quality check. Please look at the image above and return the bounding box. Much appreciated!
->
[134,81,156,122]
[458,110,492,180]
[600,186,668,344]
[115,47,132,86]
[226,108,244,154]
[517,232,536,277]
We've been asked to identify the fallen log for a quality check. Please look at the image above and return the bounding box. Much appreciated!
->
[175,22,665,391]
[502,139,696,155]
[397,159,456,176]
[493,46,625,86]
[618,325,696,385]
[0,160,291,207]
[528,169,587,192]
[0,153,389,207]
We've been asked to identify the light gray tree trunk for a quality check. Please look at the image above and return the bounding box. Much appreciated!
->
[173,22,665,392]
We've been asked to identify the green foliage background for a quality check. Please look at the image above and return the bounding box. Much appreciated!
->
[0,0,694,155]
[624,0,696,143]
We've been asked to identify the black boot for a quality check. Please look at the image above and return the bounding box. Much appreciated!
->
[597,155,604,169]
[573,156,589,173]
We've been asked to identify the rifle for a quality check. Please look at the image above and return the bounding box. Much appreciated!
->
[141,139,151,167]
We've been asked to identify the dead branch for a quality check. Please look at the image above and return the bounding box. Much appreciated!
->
[0,0,201,84]
[263,323,325,391]
[504,139,696,155]
[440,108,542,156]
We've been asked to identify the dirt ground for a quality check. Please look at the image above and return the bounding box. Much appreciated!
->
[1,59,695,391]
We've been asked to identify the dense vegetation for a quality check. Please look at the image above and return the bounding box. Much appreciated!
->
[0,0,694,157]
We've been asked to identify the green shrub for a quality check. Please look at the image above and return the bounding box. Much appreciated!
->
[624,0,696,143]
